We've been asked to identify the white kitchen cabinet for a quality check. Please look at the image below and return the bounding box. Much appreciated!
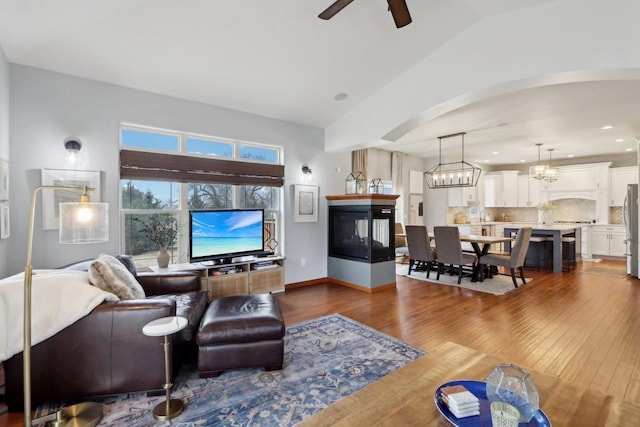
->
[591,225,626,257]
[581,225,591,259]
[483,171,518,207]
[610,167,638,206]
[541,163,611,192]
[517,174,541,207]
[448,186,477,207]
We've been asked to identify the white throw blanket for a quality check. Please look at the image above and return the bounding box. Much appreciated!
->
[0,269,119,361]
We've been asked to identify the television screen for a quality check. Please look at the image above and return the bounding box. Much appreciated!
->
[189,209,264,263]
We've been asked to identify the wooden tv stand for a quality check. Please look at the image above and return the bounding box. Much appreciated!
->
[157,256,285,300]
[204,256,284,300]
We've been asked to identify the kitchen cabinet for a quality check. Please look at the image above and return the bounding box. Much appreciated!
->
[517,174,541,207]
[448,186,477,207]
[483,171,518,207]
[610,167,638,206]
[591,225,626,257]
[541,163,611,192]
[581,225,591,259]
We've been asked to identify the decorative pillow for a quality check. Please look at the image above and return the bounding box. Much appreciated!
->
[88,254,145,300]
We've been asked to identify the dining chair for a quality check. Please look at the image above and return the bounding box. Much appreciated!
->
[395,222,409,264]
[405,225,437,277]
[478,227,532,287]
[433,226,477,284]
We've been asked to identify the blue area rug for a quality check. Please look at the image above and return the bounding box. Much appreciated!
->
[37,313,425,426]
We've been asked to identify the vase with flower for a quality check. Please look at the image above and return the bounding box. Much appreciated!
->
[136,214,179,268]
[537,203,553,225]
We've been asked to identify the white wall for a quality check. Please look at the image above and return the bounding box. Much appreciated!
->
[0,45,9,277]
[7,65,350,283]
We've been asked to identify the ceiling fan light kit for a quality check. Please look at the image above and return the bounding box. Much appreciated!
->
[424,132,482,189]
[319,0,412,28]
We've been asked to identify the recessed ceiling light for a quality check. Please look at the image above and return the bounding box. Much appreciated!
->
[567,154,574,158]
[601,125,613,130]
[334,93,348,101]
[491,151,498,155]
[625,148,633,152]
[520,159,525,163]
[484,160,490,163]
[616,139,624,142]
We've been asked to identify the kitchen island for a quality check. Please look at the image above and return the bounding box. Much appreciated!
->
[503,224,581,274]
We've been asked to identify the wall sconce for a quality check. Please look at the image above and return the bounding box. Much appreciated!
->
[302,165,312,175]
[64,137,82,162]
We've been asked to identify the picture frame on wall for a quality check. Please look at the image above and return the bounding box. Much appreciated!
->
[0,158,8,201]
[0,204,9,239]
[41,169,101,230]
[293,184,318,223]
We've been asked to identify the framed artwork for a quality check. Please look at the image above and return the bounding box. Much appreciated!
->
[0,158,8,201]
[0,204,9,239]
[41,169,101,230]
[293,184,318,223]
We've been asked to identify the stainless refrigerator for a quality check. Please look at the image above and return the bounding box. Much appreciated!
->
[624,184,638,277]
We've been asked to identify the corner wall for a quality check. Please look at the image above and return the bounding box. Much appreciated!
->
[7,65,350,283]
[0,45,9,278]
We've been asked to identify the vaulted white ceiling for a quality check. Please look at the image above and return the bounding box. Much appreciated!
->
[1,0,638,166]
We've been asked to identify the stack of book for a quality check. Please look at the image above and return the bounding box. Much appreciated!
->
[440,385,480,418]
[217,265,238,275]
[252,261,277,270]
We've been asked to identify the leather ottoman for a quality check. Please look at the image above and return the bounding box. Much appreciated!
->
[196,293,285,377]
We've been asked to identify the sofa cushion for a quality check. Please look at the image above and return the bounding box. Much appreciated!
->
[149,290,208,342]
[89,254,146,300]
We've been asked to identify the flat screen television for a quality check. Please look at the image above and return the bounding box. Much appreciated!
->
[189,209,265,263]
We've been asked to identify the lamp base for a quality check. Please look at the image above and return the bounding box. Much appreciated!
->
[152,398,184,421]
[43,402,103,427]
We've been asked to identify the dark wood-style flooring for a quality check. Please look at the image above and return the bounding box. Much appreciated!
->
[2,259,638,426]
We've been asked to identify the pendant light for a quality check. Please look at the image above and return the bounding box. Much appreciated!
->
[424,132,482,189]
[529,143,549,180]
[544,148,558,182]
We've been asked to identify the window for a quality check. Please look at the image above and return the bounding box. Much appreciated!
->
[120,125,283,268]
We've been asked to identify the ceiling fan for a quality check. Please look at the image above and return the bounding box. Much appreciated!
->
[319,0,412,28]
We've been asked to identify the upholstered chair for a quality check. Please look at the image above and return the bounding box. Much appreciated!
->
[433,226,477,284]
[405,225,437,277]
[478,227,532,287]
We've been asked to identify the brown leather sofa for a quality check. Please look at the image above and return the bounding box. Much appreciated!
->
[3,255,208,411]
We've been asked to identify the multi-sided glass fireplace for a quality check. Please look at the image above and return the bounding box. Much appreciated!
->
[329,205,394,263]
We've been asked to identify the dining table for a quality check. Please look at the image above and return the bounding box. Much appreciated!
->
[298,341,640,427]
[459,234,514,282]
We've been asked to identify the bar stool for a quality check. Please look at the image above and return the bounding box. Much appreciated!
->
[525,236,551,271]
[562,237,577,271]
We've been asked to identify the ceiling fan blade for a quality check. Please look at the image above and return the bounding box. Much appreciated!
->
[319,0,355,20]
[387,0,412,28]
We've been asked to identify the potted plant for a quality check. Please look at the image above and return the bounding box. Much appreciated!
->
[135,214,178,268]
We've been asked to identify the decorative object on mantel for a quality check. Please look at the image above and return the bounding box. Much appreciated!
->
[368,178,383,194]
[345,171,366,194]
[424,132,482,189]
[529,143,549,180]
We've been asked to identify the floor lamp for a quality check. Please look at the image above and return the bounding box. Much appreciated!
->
[22,185,108,427]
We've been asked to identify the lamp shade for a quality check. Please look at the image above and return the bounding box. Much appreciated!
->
[59,202,109,243]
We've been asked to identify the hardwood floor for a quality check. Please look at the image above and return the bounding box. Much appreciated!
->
[1,259,638,426]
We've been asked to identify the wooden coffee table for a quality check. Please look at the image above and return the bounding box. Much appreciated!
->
[298,342,640,426]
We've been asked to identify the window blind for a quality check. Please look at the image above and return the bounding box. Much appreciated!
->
[120,149,284,187]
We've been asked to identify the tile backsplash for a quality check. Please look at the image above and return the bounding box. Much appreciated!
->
[447,198,624,224]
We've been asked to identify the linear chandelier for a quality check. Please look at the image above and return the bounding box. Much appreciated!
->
[424,132,482,189]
